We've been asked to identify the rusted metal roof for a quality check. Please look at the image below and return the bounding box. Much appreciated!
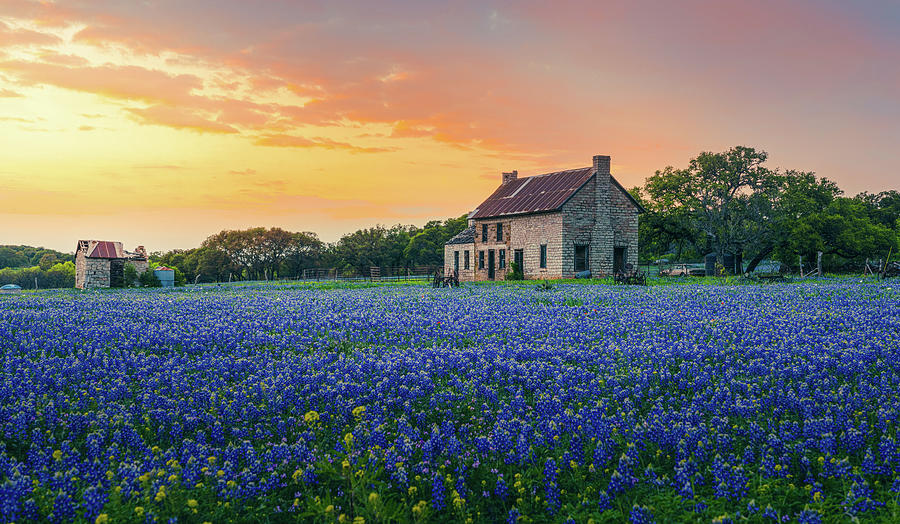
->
[87,241,124,259]
[469,167,645,219]
[469,167,594,219]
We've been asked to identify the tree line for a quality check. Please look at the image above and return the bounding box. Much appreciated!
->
[151,216,468,283]
[632,146,899,273]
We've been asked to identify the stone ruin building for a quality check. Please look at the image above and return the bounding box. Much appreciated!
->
[74,240,149,289]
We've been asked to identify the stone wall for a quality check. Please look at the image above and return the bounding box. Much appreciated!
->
[610,182,640,269]
[83,258,111,288]
[444,243,475,282]
[132,259,150,275]
[469,212,563,281]
[75,251,87,289]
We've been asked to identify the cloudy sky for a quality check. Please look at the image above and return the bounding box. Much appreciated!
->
[2,0,898,252]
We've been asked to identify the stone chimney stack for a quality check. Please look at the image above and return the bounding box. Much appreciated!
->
[593,155,610,176]
[502,170,518,185]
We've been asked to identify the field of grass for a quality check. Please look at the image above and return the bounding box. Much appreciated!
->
[1,280,899,523]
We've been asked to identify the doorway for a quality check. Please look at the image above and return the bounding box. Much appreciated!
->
[613,247,626,274]
[488,250,495,280]
[514,249,524,274]
[109,259,125,288]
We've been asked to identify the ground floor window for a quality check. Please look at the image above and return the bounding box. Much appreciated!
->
[540,244,547,269]
[498,249,506,269]
[454,251,459,272]
[514,249,524,272]
[479,250,485,269]
[574,244,589,272]
[464,250,470,269]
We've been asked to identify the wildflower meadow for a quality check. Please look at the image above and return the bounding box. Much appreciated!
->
[1,280,899,523]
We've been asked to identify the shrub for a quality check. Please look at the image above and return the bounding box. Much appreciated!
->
[139,268,161,287]
[505,261,524,281]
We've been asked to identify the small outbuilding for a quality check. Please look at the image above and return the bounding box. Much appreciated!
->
[154,266,175,287]
[75,240,149,289]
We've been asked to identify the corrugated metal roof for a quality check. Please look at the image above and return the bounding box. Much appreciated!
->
[87,241,124,259]
[469,167,594,219]
[445,226,475,245]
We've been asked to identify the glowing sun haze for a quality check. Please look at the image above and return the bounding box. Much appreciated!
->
[2,0,898,252]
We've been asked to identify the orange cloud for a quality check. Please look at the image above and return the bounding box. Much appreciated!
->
[0,59,203,105]
[0,20,62,47]
[126,105,238,134]
[255,134,394,153]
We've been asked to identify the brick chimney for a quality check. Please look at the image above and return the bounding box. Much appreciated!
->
[502,170,518,185]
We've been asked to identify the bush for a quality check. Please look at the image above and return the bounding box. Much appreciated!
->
[505,261,524,280]
[124,263,139,287]
[139,268,161,287]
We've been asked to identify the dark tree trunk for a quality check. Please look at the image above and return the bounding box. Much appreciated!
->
[745,245,775,274]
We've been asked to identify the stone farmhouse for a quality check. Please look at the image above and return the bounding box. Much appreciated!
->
[444,154,643,281]
[75,240,149,289]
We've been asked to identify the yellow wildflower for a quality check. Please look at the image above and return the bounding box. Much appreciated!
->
[95,514,109,524]
[52,450,62,461]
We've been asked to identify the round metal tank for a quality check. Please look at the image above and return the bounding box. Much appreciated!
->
[153,266,175,287]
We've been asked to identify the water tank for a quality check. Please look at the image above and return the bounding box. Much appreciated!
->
[154,266,175,287]
[704,253,717,276]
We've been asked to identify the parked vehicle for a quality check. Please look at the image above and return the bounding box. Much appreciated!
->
[659,264,705,277]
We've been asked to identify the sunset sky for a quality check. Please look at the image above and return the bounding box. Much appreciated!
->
[2,0,899,253]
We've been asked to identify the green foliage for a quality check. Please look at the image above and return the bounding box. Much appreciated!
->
[0,261,74,289]
[139,268,161,287]
[123,263,139,287]
[0,245,71,270]
[505,261,524,280]
[639,146,899,273]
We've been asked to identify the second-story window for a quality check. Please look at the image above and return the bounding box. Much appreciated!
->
[496,223,503,241]
[482,224,488,242]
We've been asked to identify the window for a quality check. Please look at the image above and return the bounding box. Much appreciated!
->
[496,223,503,241]
[514,249,524,273]
[464,250,470,270]
[499,249,506,269]
[454,251,460,272]
[482,224,488,242]
[540,244,547,269]
[479,250,485,269]
[574,245,589,272]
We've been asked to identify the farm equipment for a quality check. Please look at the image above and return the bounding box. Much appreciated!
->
[432,270,460,288]
[614,263,647,286]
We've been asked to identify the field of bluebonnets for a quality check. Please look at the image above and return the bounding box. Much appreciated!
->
[1,279,900,523]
